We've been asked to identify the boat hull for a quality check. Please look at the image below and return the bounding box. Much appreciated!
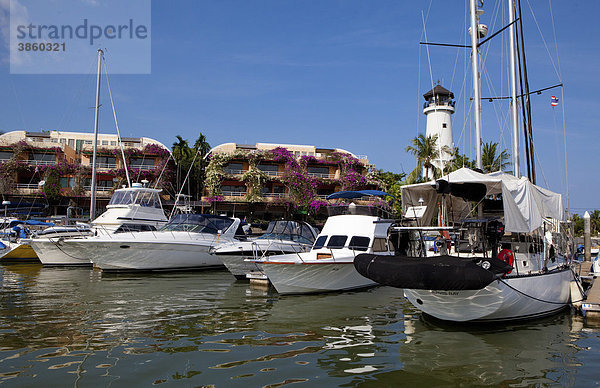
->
[0,243,39,262]
[217,253,263,279]
[75,239,223,271]
[259,261,377,295]
[28,238,91,266]
[404,268,572,322]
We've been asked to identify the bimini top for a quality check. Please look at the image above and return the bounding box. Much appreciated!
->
[401,167,563,233]
[327,190,395,200]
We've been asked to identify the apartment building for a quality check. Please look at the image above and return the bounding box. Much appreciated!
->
[204,142,380,220]
[0,130,171,216]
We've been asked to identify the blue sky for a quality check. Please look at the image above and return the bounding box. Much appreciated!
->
[0,0,598,213]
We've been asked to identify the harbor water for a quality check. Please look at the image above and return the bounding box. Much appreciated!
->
[0,264,598,387]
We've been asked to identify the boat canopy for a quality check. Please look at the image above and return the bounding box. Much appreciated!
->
[8,219,55,228]
[401,167,564,233]
[108,188,162,208]
[161,214,234,234]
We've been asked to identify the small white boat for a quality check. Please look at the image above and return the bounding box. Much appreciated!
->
[255,198,395,294]
[28,185,167,266]
[212,220,319,279]
[81,214,246,271]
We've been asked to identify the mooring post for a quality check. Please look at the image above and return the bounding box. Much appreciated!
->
[584,211,591,262]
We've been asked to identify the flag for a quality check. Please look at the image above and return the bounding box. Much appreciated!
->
[551,96,559,107]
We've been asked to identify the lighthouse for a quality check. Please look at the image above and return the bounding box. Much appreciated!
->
[423,84,455,176]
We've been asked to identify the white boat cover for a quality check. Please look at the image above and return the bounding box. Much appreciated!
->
[400,168,563,233]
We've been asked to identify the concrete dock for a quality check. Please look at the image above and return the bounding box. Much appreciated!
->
[577,261,600,319]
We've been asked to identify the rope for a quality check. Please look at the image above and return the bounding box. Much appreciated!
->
[497,270,577,305]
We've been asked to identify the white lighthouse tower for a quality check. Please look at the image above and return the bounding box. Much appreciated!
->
[423,84,455,177]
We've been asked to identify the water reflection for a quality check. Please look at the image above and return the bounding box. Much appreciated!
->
[0,265,598,386]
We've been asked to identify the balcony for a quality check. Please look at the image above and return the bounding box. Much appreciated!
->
[84,186,114,192]
[307,172,335,179]
[24,159,57,166]
[222,191,246,197]
[130,164,156,171]
[223,169,247,176]
[96,162,118,170]
[261,170,284,177]
[263,192,287,198]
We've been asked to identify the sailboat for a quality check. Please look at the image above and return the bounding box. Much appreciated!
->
[354,0,575,322]
[27,50,168,266]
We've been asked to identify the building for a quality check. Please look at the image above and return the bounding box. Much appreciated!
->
[203,142,380,220]
[0,130,172,217]
[423,84,455,176]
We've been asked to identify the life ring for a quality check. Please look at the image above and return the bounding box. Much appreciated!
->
[498,249,515,274]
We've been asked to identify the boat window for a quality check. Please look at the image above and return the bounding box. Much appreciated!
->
[134,191,161,208]
[327,235,348,249]
[161,214,233,234]
[349,236,370,251]
[372,238,388,252]
[115,224,157,233]
[108,190,136,205]
[313,235,328,249]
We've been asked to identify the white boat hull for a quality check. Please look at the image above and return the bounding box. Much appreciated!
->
[404,268,572,322]
[28,238,92,266]
[72,239,223,271]
[218,254,263,279]
[259,261,377,294]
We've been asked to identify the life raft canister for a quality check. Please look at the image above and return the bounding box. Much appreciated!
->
[497,249,515,274]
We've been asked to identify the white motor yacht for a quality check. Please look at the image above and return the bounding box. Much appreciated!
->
[255,197,395,294]
[212,220,319,279]
[28,185,168,266]
[80,213,246,271]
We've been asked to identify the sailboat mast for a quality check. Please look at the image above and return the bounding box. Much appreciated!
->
[516,0,536,184]
[469,0,483,169]
[90,49,103,221]
[508,0,520,178]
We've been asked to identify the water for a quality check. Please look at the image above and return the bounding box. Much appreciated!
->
[0,264,598,387]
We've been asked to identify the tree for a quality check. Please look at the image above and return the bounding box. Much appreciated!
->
[193,133,211,197]
[448,147,474,172]
[405,134,448,183]
[375,170,406,216]
[482,141,511,173]
[172,135,194,196]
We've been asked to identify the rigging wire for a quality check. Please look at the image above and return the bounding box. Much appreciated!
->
[102,54,132,188]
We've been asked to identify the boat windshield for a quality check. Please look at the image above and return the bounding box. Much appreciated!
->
[258,220,316,244]
[160,214,233,234]
[108,189,161,208]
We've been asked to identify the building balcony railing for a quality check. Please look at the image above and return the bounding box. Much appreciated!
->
[24,159,57,166]
[96,163,118,170]
[224,169,247,175]
[222,191,246,197]
[260,170,284,177]
[130,164,156,171]
[15,183,42,189]
[307,172,335,179]
[83,186,114,192]
[263,192,287,198]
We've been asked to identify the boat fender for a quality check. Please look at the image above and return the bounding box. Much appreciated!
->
[497,249,514,274]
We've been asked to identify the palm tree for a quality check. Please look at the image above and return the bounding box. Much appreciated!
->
[448,147,474,172]
[172,136,194,193]
[481,141,511,173]
[193,133,211,197]
[405,134,449,183]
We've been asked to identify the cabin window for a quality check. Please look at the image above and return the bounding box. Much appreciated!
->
[327,235,348,249]
[313,235,328,249]
[349,236,370,251]
[442,123,447,128]
[372,238,388,252]
[115,224,157,233]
